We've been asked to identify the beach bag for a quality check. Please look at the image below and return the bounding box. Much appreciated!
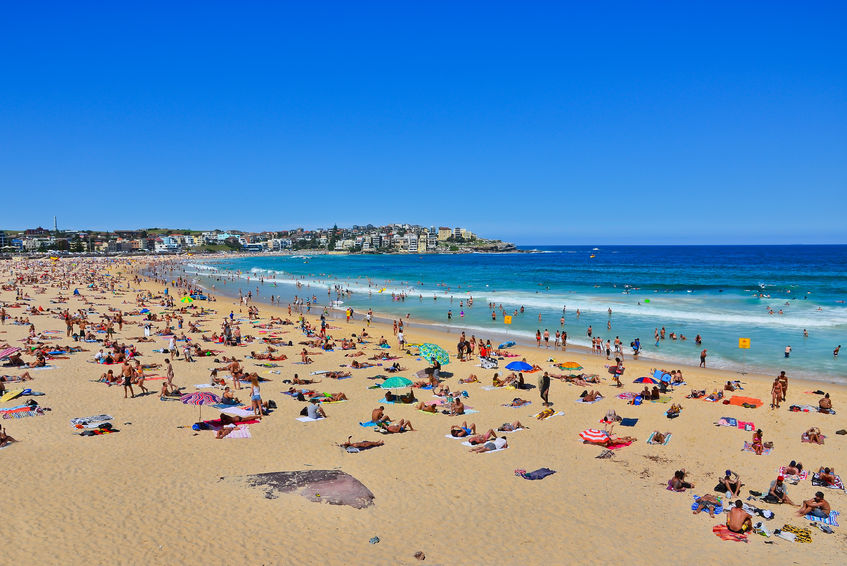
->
[299,406,309,416]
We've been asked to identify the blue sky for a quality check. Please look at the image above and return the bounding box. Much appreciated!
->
[1,2,845,244]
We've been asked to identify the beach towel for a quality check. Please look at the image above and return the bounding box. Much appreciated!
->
[802,432,826,443]
[812,472,845,490]
[359,421,377,427]
[737,421,755,432]
[619,418,638,427]
[646,431,672,445]
[778,467,809,481]
[194,384,217,389]
[806,510,839,527]
[515,468,556,480]
[504,401,531,408]
[532,410,564,421]
[296,416,326,422]
[716,417,737,427]
[224,424,251,439]
[461,440,506,453]
[742,441,772,455]
[650,396,672,404]
[378,398,415,405]
[692,495,725,515]
[219,407,255,417]
[781,524,813,543]
[70,414,113,428]
[712,524,748,543]
[2,407,44,419]
[728,396,763,408]
[575,396,603,404]
[616,392,637,400]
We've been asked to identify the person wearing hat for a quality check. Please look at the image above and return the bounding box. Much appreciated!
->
[764,475,796,505]
[716,470,743,497]
[798,492,831,518]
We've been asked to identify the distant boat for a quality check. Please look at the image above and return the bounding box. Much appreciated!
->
[589,254,596,258]
[592,247,599,251]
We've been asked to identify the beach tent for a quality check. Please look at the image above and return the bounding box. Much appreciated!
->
[505,361,533,372]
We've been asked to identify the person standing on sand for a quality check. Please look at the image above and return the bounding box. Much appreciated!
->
[777,371,788,401]
[538,371,551,407]
[164,358,176,393]
[771,378,783,409]
[122,361,135,399]
[699,349,707,368]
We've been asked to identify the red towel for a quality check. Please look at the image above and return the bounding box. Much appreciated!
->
[712,524,748,542]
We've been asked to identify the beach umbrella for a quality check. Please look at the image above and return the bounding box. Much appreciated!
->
[418,343,450,366]
[559,361,583,371]
[498,341,516,349]
[380,376,413,390]
[139,308,150,314]
[654,370,672,383]
[180,391,220,420]
[0,346,21,360]
[505,360,533,371]
[633,376,659,384]
[579,429,609,443]
[181,296,194,304]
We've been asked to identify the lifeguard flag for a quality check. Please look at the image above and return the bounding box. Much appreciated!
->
[738,338,750,349]
[504,315,512,325]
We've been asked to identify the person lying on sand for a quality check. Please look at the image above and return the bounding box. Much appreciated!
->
[325,371,351,379]
[350,360,374,369]
[344,351,365,357]
[339,436,384,450]
[648,431,669,445]
[692,493,720,518]
[667,403,682,417]
[504,398,530,407]
[1,371,33,382]
[817,467,837,486]
[581,390,601,402]
[416,401,438,413]
[804,427,824,444]
[310,392,348,402]
[784,460,804,476]
[459,374,478,384]
[218,413,257,426]
[384,363,405,373]
[292,374,322,385]
[300,349,314,364]
[497,421,525,432]
[449,422,477,437]
[469,436,507,453]
[465,429,497,445]
[378,419,414,433]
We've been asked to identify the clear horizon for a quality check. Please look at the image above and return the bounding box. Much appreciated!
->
[1,3,845,244]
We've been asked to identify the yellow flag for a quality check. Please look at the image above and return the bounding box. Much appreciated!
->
[504,315,512,325]
[738,338,750,349]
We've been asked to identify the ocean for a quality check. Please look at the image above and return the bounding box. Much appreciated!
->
[172,245,847,381]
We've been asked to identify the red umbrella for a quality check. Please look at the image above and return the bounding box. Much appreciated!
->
[180,391,221,420]
[579,429,609,443]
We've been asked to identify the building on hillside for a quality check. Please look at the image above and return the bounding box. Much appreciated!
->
[437,227,452,241]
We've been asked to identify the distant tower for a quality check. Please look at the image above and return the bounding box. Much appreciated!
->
[54,216,58,233]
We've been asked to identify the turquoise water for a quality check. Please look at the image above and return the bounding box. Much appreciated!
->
[175,246,847,381]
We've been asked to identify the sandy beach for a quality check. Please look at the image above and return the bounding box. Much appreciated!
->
[2,256,845,565]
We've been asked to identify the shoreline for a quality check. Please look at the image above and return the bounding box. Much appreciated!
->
[174,255,843,386]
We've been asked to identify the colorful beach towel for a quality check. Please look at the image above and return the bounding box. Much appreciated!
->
[712,524,748,543]
[737,421,755,432]
[781,524,813,543]
[728,396,763,408]
[224,424,251,439]
[692,495,724,515]
[778,466,809,481]
[806,510,839,527]
[812,472,845,490]
[646,431,672,445]
[742,441,772,455]
[532,410,564,421]
[716,417,737,427]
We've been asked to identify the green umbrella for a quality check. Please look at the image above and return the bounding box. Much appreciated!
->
[380,376,413,390]
[418,343,450,366]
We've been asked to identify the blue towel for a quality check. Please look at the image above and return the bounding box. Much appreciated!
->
[359,421,377,427]
[520,468,556,480]
[620,418,638,427]
[691,495,724,514]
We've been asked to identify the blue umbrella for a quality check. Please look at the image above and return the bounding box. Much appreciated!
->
[505,361,533,371]
[654,370,672,383]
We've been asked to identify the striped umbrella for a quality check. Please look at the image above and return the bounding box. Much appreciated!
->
[579,429,609,444]
[633,377,659,384]
[180,391,221,420]
[418,343,450,366]
[0,347,21,360]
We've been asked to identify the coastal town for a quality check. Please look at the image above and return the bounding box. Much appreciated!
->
[0,223,516,256]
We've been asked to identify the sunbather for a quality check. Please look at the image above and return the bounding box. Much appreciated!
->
[469,436,508,453]
[667,403,682,417]
[784,460,804,476]
[459,374,478,384]
[813,466,836,488]
[379,419,414,433]
[497,421,525,432]
[668,469,694,491]
[797,492,830,518]
[416,401,438,414]
[581,390,601,402]
[340,436,384,450]
[692,493,720,517]
[649,431,669,445]
[449,422,477,437]
[0,425,16,447]
[504,398,530,407]
[727,500,752,532]
[311,392,348,402]
[804,427,824,444]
